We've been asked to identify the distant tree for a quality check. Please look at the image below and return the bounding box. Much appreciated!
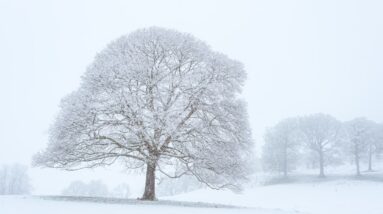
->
[0,164,31,195]
[33,27,253,200]
[262,118,301,177]
[62,180,109,197]
[299,114,341,177]
[343,118,375,175]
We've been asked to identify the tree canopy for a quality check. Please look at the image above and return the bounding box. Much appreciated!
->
[33,27,253,200]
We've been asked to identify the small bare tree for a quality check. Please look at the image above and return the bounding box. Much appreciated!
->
[366,123,383,171]
[343,118,375,176]
[262,117,301,177]
[33,27,253,200]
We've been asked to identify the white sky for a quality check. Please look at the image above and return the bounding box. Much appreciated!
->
[0,0,382,195]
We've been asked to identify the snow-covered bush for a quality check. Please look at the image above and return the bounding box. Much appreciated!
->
[62,180,109,197]
[110,183,130,198]
[157,175,203,196]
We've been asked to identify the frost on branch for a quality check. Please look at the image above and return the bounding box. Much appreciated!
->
[33,27,253,199]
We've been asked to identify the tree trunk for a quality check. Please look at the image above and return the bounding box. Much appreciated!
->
[368,144,373,171]
[283,145,288,178]
[319,149,325,177]
[355,156,360,176]
[141,162,156,200]
[355,147,361,176]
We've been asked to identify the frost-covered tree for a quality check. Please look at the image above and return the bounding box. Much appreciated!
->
[343,118,375,175]
[262,118,301,177]
[33,27,253,200]
[299,114,341,177]
[0,164,31,195]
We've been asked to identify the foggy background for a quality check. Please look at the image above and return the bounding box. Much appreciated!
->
[1,0,382,195]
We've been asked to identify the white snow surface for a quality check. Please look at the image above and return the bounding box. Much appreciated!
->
[0,195,298,214]
[166,178,383,214]
[1,175,382,214]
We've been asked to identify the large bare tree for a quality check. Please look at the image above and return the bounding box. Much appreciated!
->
[33,27,253,200]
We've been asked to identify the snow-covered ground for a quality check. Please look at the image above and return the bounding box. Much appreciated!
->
[167,175,383,214]
[1,166,382,214]
[0,195,298,214]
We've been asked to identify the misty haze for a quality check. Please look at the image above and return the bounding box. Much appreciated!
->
[1,1,382,214]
